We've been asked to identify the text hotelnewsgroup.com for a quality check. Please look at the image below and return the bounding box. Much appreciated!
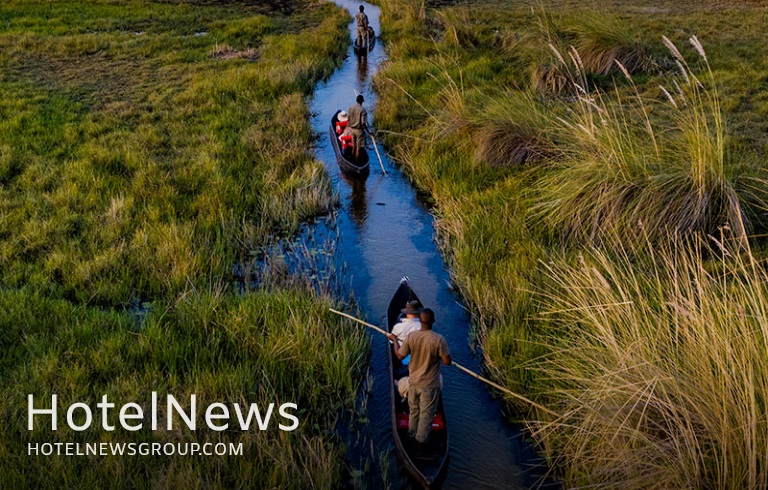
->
[28,442,244,457]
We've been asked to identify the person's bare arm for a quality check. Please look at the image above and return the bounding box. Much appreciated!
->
[441,354,452,366]
[386,333,406,360]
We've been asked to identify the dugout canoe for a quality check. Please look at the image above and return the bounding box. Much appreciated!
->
[353,26,376,56]
[330,110,370,179]
[386,277,449,489]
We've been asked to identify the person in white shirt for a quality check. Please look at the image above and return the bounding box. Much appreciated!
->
[391,301,422,343]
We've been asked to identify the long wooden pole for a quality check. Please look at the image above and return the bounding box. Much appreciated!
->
[370,134,387,175]
[353,88,387,175]
[329,308,558,417]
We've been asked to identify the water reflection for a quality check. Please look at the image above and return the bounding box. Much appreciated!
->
[357,52,369,86]
[342,172,368,229]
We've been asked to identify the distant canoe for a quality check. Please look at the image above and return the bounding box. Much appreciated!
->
[386,277,449,489]
[330,110,370,179]
[353,27,376,55]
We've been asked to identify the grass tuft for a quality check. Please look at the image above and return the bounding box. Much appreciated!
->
[209,43,259,60]
[532,37,762,248]
[532,238,768,488]
[534,10,657,95]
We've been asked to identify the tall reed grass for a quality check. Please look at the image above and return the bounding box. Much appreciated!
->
[532,237,768,488]
[375,1,768,487]
[533,10,657,95]
[533,37,760,248]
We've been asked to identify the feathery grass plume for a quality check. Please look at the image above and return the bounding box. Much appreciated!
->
[534,11,656,95]
[660,85,678,108]
[690,35,707,62]
[675,59,691,84]
[550,42,567,66]
[663,35,684,61]
[531,237,768,488]
[531,36,760,248]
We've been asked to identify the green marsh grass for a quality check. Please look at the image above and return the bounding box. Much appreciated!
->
[0,284,368,488]
[0,0,350,304]
[375,0,768,486]
[533,10,658,95]
[533,38,762,247]
[533,239,768,488]
[0,0,368,486]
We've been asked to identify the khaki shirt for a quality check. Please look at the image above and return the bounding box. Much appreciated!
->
[347,102,367,130]
[356,12,369,28]
[400,330,450,390]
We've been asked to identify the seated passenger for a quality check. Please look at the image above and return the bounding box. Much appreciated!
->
[397,374,443,400]
[340,126,354,157]
[336,111,349,135]
[390,301,422,366]
[391,301,422,343]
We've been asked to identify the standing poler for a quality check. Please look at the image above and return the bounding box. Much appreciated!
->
[347,94,368,163]
[355,5,369,45]
[388,308,452,448]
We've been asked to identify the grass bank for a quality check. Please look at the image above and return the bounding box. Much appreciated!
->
[374,0,768,486]
[0,0,368,487]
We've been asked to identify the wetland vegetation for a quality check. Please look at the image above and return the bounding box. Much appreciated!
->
[374,0,768,486]
[4,0,768,486]
[0,0,368,487]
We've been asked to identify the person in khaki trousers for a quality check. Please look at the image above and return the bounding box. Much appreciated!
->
[347,94,368,162]
[355,5,369,46]
[388,308,452,447]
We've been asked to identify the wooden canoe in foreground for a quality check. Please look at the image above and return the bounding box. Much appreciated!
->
[386,277,449,488]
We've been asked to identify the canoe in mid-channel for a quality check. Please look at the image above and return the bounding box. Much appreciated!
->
[386,277,449,488]
[353,26,376,56]
[330,109,370,179]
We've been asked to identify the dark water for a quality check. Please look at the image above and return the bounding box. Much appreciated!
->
[308,2,552,488]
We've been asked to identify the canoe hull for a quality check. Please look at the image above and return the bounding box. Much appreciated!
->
[330,110,370,179]
[354,27,376,55]
[387,278,449,488]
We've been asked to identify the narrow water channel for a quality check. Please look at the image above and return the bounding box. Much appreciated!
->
[308,1,551,487]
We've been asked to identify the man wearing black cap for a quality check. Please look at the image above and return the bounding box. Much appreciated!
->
[388,308,451,446]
